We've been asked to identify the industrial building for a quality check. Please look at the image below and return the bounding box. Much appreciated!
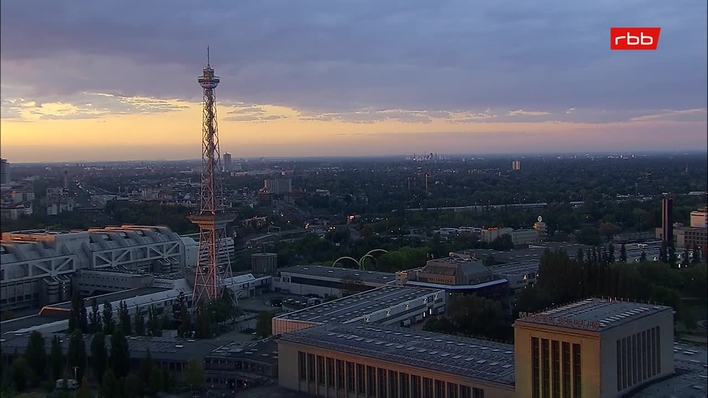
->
[514,298,674,398]
[0,225,238,312]
[272,285,447,336]
[278,324,514,398]
[251,252,278,275]
[272,265,397,298]
[690,206,707,228]
[277,298,676,398]
[488,260,539,290]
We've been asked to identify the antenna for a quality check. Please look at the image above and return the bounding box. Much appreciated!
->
[207,46,210,66]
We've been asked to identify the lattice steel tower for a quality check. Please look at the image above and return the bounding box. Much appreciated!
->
[190,47,234,304]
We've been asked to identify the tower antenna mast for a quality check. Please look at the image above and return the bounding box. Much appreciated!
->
[190,46,235,306]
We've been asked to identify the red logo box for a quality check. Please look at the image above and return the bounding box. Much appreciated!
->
[610,27,661,50]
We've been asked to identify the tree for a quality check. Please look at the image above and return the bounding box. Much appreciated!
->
[184,359,204,391]
[640,251,647,262]
[193,302,213,339]
[607,244,615,263]
[109,329,131,379]
[576,248,584,263]
[11,356,31,392]
[598,222,621,241]
[69,291,88,334]
[124,375,141,398]
[139,350,154,395]
[50,335,65,381]
[341,274,364,297]
[160,368,173,394]
[117,301,131,335]
[177,300,191,338]
[147,305,162,337]
[24,331,46,382]
[619,243,627,263]
[90,332,108,383]
[682,247,690,266]
[102,301,115,335]
[89,298,102,333]
[76,377,93,398]
[101,369,120,398]
[149,365,162,396]
[133,306,145,336]
[668,245,676,268]
[692,244,702,264]
[256,311,273,338]
[67,329,87,382]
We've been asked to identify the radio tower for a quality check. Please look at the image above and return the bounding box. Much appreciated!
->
[190,46,234,304]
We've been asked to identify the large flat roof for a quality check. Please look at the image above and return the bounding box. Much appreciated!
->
[206,338,279,366]
[279,265,396,285]
[0,332,221,362]
[279,324,515,385]
[276,285,442,324]
[515,298,672,332]
[49,287,169,310]
[489,260,539,276]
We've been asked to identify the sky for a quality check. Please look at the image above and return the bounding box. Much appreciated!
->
[1,0,707,162]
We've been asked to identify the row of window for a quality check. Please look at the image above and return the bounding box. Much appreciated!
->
[616,326,661,392]
[298,352,485,398]
[531,338,581,398]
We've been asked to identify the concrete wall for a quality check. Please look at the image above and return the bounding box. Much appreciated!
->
[272,318,318,336]
[515,324,602,398]
[278,340,516,398]
[515,309,675,398]
[599,310,674,398]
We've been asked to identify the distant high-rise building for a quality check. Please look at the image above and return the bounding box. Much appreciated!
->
[661,198,674,247]
[512,160,521,170]
[264,179,292,195]
[690,207,707,228]
[0,159,9,185]
[223,152,232,171]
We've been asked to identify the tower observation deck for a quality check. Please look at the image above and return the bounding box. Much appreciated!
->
[190,47,235,304]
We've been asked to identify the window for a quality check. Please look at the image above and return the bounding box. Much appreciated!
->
[447,383,458,398]
[460,385,472,398]
[542,339,550,398]
[632,334,637,385]
[435,380,445,398]
[389,370,399,398]
[317,356,325,385]
[655,326,661,375]
[307,354,315,383]
[327,358,335,387]
[552,340,560,397]
[357,363,366,394]
[472,387,485,398]
[378,368,387,397]
[423,377,434,398]
[336,360,345,389]
[616,341,622,392]
[572,344,581,398]
[562,342,571,398]
[532,337,540,398]
[412,375,422,398]
[367,366,377,396]
[298,352,306,381]
[348,362,356,392]
[400,373,410,398]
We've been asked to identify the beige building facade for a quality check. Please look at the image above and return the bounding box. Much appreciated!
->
[514,299,674,398]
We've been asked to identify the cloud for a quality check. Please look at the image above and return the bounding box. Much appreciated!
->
[629,108,708,122]
[508,110,551,116]
[566,108,576,114]
[0,0,705,121]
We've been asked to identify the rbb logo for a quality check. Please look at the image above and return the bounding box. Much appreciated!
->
[610,27,661,50]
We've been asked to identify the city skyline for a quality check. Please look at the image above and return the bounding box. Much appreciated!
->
[1,1,707,162]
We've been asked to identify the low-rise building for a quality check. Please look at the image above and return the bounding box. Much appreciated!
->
[271,285,447,336]
[272,265,396,298]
